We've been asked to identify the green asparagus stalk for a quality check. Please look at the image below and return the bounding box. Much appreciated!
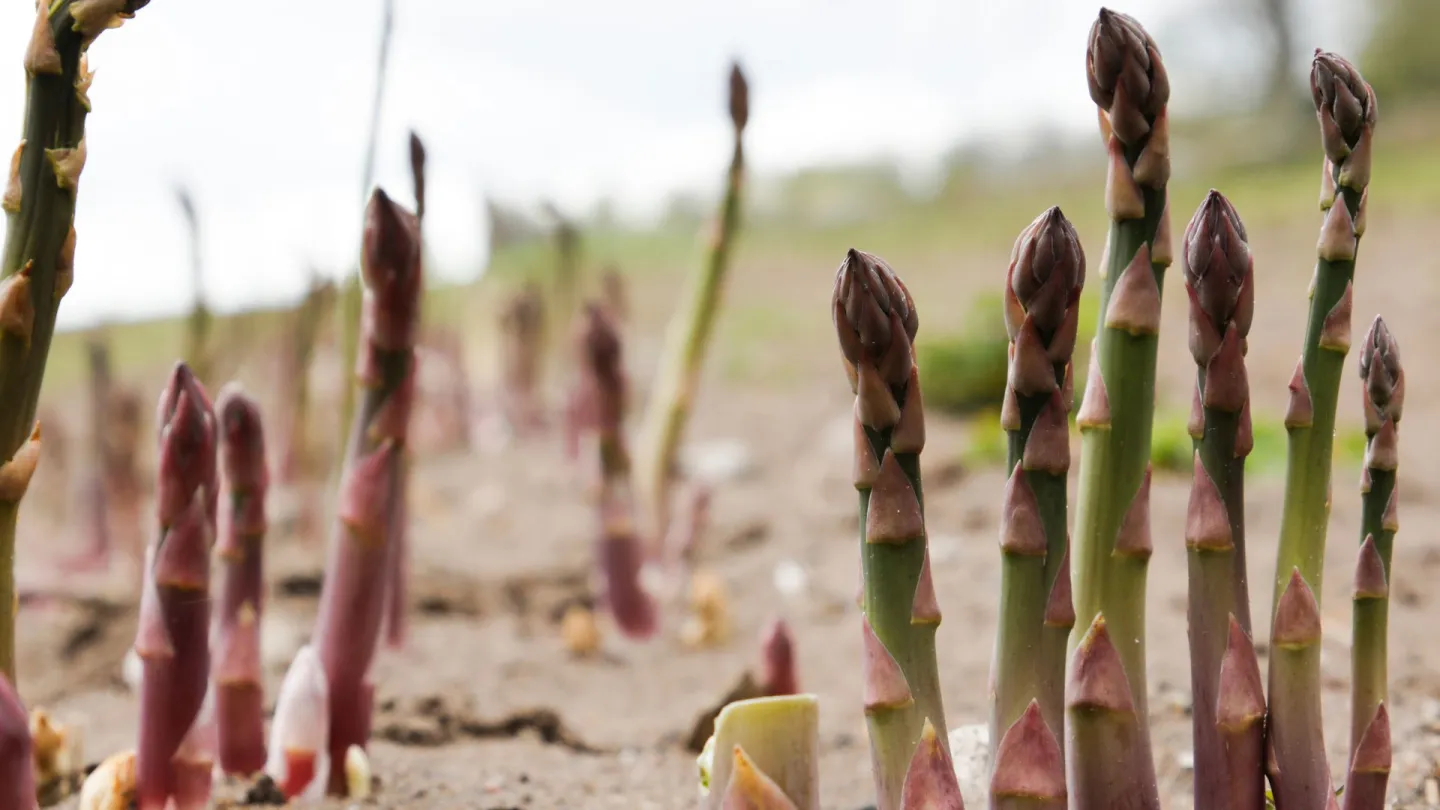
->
[699,694,819,810]
[636,62,749,540]
[990,206,1083,768]
[1179,189,1263,807]
[832,248,946,810]
[1268,51,1376,810]
[546,206,581,380]
[0,0,152,682]
[1342,316,1400,810]
[1067,11,1170,803]
[175,186,211,386]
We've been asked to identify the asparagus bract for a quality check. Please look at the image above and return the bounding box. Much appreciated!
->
[636,62,749,540]
[1,672,35,810]
[311,188,421,794]
[990,206,1083,763]
[1344,317,1400,807]
[1068,11,1170,803]
[212,385,268,776]
[0,0,152,681]
[135,363,217,810]
[578,303,657,638]
[1065,615,1158,810]
[699,694,819,810]
[833,248,946,810]
[265,645,329,800]
[1179,189,1263,806]
[1269,52,1376,810]
[991,701,1065,810]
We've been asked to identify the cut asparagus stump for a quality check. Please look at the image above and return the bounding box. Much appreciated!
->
[311,188,422,794]
[636,62,749,541]
[1067,11,1170,805]
[135,364,217,810]
[212,385,269,776]
[577,304,658,638]
[1343,317,1400,810]
[0,0,154,682]
[833,249,948,810]
[699,694,819,810]
[1180,190,1265,808]
[990,206,1083,768]
[1269,51,1376,810]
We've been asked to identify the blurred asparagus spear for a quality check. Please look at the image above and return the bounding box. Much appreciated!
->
[279,271,332,484]
[1268,51,1376,810]
[311,188,421,794]
[212,385,269,776]
[1066,10,1170,807]
[0,0,154,682]
[636,62,749,540]
[1180,190,1265,809]
[1,672,35,810]
[135,364,217,810]
[989,206,1082,788]
[175,186,211,386]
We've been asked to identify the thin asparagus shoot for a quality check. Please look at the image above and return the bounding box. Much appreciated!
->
[174,186,210,386]
[1068,12,1170,802]
[1269,51,1376,810]
[636,62,749,540]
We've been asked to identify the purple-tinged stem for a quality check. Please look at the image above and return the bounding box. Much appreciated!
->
[311,188,422,794]
[1065,615,1158,810]
[1268,568,1328,810]
[212,384,268,776]
[759,618,797,696]
[1341,704,1390,810]
[0,672,35,810]
[991,701,1066,810]
[1216,616,1266,810]
[135,363,217,810]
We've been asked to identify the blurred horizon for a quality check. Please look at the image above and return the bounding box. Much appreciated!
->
[0,0,1384,329]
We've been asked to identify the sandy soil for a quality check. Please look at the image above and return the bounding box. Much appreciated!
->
[12,206,1440,809]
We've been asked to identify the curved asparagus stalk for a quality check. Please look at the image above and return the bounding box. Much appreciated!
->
[1344,317,1400,808]
[1269,51,1376,810]
[1068,11,1170,804]
[1,672,35,810]
[990,206,1083,765]
[1179,190,1263,806]
[212,385,268,776]
[636,62,749,540]
[700,694,819,810]
[311,188,421,794]
[0,0,153,681]
[578,303,657,638]
[833,248,946,810]
[135,363,217,810]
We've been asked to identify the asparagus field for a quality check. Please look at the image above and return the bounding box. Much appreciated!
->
[8,5,1440,810]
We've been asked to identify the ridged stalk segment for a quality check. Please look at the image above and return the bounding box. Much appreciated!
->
[311,189,421,794]
[0,0,153,681]
[1268,51,1376,810]
[832,249,946,810]
[636,63,749,540]
[135,364,217,810]
[1180,190,1264,806]
[1065,615,1157,810]
[212,385,269,776]
[1067,12,1170,802]
[990,207,1083,771]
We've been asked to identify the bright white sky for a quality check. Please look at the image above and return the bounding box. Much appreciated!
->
[0,0,1361,328]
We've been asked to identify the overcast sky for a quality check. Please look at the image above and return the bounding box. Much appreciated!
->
[0,0,1363,328]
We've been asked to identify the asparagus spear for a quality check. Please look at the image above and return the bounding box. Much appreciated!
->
[501,282,547,435]
[135,363,217,810]
[1342,317,1400,810]
[175,186,211,386]
[212,384,268,776]
[1180,189,1265,808]
[577,303,657,638]
[1067,11,1170,805]
[0,0,153,682]
[279,272,331,484]
[759,617,797,697]
[832,248,946,810]
[1269,51,1376,810]
[1,672,35,810]
[311,188,421,794]
[636,62,749,540]
[990,206,1083,768]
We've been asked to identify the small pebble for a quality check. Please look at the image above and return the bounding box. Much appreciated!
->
[772,559,808,598]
